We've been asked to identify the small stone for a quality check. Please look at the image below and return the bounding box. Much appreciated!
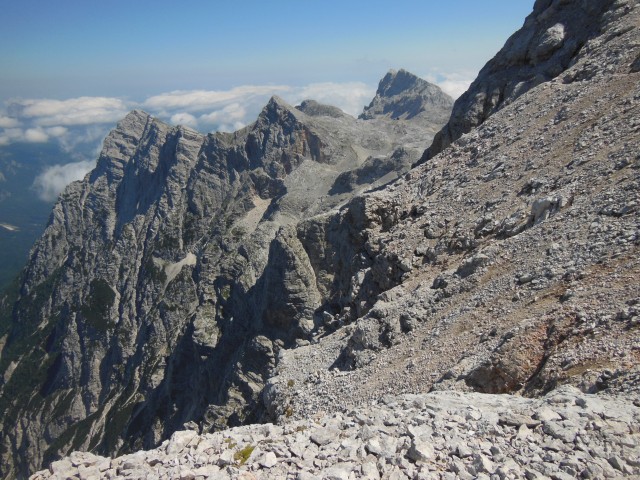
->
[518,273,535,284]
[499,412,540,428]
[524,467,546,479]
[534,407,561,422]
[607,455,627,472]
[455,443,473,458]
[399,258,413,272]
[217,449,235,466]
[297,473,317,480]
[166,430,199,455]
[365,438,382,456]
[473,453,495,474]
[178,468,196,480]
[321,463,353,480]
[259,451,278,468]
[542,421,577,444]
[517,424,531,440]
[50,459,76,477]
[407,438,435,463]
[310,428,338,446]
[550,471,575,480]
[362,461,380,479]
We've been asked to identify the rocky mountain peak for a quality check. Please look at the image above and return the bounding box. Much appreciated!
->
[90,109,157,180]
[295,100,345,118]
[253,95,308,133]
[260,95,298,121]
[359,68,453,121]
[122,108,151,122]
[113,109,152,139]
[376,68,425,98]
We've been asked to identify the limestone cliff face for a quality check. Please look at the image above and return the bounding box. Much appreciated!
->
[0,79,452,477]
[420,0,620,163]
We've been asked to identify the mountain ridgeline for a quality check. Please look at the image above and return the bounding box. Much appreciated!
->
[0,72,453,477]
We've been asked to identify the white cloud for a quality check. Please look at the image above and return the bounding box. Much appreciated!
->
[169,112,198,128]
[32,159,95,202]
[11,97,130,126]
[214,121,247,134]
[0,116,20,128]
[0,128,24,145]
[144,85,291,112]
[199,103,246,126]
[159,82,376,133]
[0,127,53,144]
[423,70,476,99]
[0,80,378,149]
[46,126,68,137]
[24,128,49,142]
[437,79,474,99]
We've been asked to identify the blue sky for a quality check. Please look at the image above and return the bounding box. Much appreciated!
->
[0,0,535,199]
[1,1,534,98]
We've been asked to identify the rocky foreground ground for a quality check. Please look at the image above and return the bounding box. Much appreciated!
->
[32,386,640,479]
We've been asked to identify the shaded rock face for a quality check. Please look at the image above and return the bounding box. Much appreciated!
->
[360,69,453,122]
[420,0,619,163]
[0,75,451,477]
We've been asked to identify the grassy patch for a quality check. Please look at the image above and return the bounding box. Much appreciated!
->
[220,284,231,301]
[234,445,255,465]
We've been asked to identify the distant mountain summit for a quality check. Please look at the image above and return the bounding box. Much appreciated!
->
[360,68,453,121]
[295,100,345,118]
